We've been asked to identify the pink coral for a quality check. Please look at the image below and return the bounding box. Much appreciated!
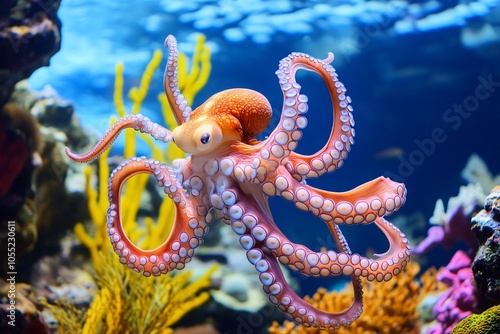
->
[427,251,476,334]
[413,206,477,256]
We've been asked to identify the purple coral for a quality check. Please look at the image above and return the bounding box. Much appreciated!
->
[413,206,478,256]
[427,250,476,334]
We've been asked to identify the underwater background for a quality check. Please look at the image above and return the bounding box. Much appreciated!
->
[2,0,500,333]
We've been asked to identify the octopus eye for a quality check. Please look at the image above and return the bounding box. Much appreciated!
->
[200,132,210,144]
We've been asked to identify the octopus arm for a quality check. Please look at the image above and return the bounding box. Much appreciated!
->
[260,52,354,182]
[240,196,364,329]
[106,157,208,276]
[262,167,406,224]
[65,114,172,163]
[258,169,410,281]
[164,35,192,125]
[260,251,364,331]
[265,216,410,282]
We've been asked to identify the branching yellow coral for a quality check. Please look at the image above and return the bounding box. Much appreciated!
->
[41,297,86,333]
[84,251,216,334]
[44,250,217,334]
[268,262,446,334]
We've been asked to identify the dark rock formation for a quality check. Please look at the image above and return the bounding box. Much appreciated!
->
[0,0,62,108]
[471,186,500,311]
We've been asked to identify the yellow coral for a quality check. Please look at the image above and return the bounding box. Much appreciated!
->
[82,251,215,334]
[41,297,85,333]
[268,262,446,334]
[44,250,216,334]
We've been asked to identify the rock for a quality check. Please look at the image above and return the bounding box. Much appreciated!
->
[0,282,50,334]
[471,186,500,311]
[0,0,62,108]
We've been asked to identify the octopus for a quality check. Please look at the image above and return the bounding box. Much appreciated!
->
[66,35,411,331]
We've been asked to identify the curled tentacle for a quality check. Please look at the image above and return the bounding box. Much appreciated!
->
[285,54,355,181]
[259,54,311,167]
[261,52,354,181]
[257,169,411,281]
[217,172,409,283]
[65,114,172,163]
[164,35,192,125]
[262,167,406,224]
[256,221,364,330]
[106,157,208,276]
[225,192,365,329]
[256,251,364,330]
[266,217,411,282]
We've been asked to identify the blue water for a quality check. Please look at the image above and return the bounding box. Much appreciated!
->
[30,0,500,294]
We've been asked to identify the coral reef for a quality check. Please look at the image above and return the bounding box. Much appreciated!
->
[470,186,500,310]
[0,101,40,260]
[0,102,40,199]
[412,194,478,256]
[23,82,89,254]
[426,251,475,334]
[451,304,500,334]
[0,80,90,282]
[0,0,62,108]
[409,155,500,333]
[461,154,500,194]
[268,262,445,334]
[413,154,499,257]
[42,250,216,334]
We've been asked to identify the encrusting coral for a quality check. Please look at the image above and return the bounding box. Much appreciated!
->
[451,304,500,334]
[268,262,446,334]
[44,34,214,333]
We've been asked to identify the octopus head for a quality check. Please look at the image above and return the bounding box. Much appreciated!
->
[172,88,273,155]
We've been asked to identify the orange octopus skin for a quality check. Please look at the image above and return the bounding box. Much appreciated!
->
[171,88,273,155]
[65,35,410,331]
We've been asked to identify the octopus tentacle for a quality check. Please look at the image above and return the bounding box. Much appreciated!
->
[262,167,406,224]
[65,114,172,163]
[258,54,312,168]
[257,222,364,329]
[106,157,208,276]
[164,35,192,125]
[258,251,364,330]
[242,198,412,282]
[267,217,411,281]
[220,191,365,329]
[285,55,355,181]
[258,170,410,280]
[261,52,354,181]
